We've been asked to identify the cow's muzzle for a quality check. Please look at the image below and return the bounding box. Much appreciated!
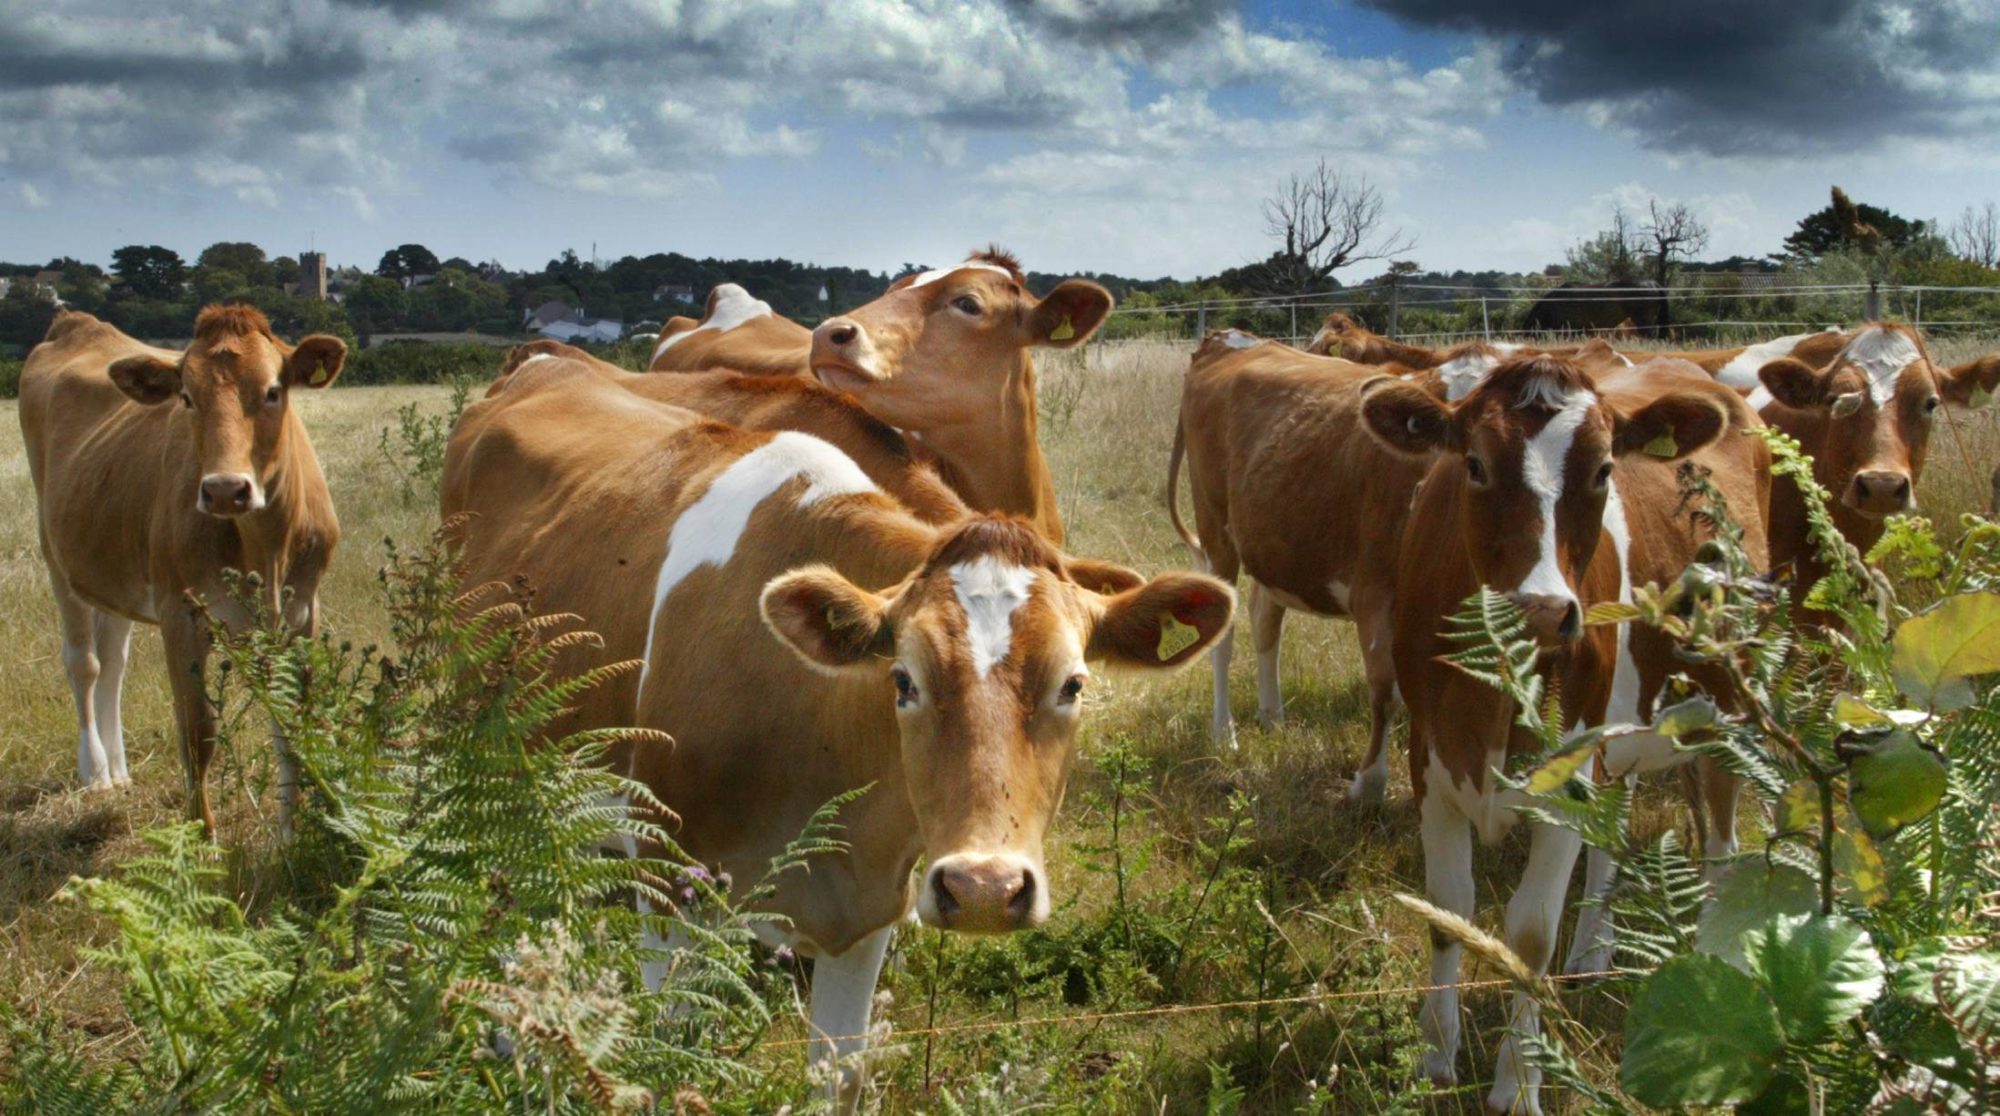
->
[1846,470,1914,518]
[1507,591,1582,649]
[198,473,263,517]
[919,853,1044,934]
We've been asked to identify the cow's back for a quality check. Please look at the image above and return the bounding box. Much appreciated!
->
[21,314,183,619]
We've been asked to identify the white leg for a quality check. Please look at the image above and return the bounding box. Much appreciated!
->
[1347,609,1397,805]
[1249,581,1285,730]
[92,614,133,786]
[1564,844,1618,977]
[1208,630,1237,750]
[1419,784,1473,1087]
[1488,820,1585,1116]
[51,577,109,791]
[809,924,894,1112]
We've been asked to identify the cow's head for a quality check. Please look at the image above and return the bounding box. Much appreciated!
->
[807,248,1112,429]
[761,518,1230,933]
[1362,356,1727,647]
[108,304,345,517]
[1757,324,2000,520]
[1305,312,1369,359]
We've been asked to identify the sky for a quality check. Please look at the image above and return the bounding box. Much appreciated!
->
[3,0,1998,281]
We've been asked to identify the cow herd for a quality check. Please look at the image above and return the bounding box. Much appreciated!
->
[17,251,2000,1113]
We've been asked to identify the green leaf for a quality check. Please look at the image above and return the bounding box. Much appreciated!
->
[1517,739,1598,795]
[1832,693,1929,729]
[1834,806,1891,906]
[1739,1071,1814,1116]
[1698,862,1818,971]
[1743,914,1886,1044]
[1891,591,2000,709]
[1652,695,1719,737]
[1775,780,1822,837]
[1584,601,1640,626]
[1621,953,1785,1107]
[1847,731,1949,838]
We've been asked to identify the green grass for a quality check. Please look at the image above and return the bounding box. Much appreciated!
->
[4,335,1998,1112]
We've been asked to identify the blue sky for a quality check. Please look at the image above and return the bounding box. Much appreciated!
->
[3,1,1997,281]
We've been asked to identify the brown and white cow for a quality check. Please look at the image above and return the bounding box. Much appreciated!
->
[441,352,1230,1103]
[1752,323,2000,598]
[21,307,345,833]
[647,282,814,375]
[1361,355,1764,1114]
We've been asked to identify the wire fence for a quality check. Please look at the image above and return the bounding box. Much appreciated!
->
[1097,279,2000,349]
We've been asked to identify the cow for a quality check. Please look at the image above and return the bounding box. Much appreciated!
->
[1520,280,1666,335]
[1306,311,1456,365]
[1306,312,1635,384]
[648,282,813,375]
[20,306,345,834]
[1751,323,2000,598]
[440,352,1232,1106]
[1360,354,1765,1113]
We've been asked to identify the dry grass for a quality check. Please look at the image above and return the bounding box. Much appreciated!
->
[4,334,1999,1110]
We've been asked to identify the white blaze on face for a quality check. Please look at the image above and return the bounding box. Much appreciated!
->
[1841,325,1924,407]
[640,432,876,688]
[1512,380,1597,602]
[950,555,1037,678]
[652,283,774,361]
[907,260,1016,288]
[1716,331,1825,390]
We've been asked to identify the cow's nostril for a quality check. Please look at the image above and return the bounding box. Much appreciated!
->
[931,871,960,919]
[1007,868,1037,919]
[828,324,858,346]
[1557,602,1581,641]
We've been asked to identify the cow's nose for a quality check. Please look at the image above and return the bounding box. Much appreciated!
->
[198,473,256,516]
[924,855,1039,933]
[1508,592,1582,647]
[1851,470,1912,511]
[823,321,859,347]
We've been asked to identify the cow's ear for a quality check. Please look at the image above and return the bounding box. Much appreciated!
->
[1941,354,2000,407]
[1612,393,1728,460]
[1062,556,1146,595]
[1088,573,1235,669]
[761,566,893,673]
[1028,280,1112,348]
[108,353,180,405]
[1758,357,1826,410]
[1361,377,1458,455]
[285,335,347,389]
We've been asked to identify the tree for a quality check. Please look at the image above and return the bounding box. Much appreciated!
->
[1948,202,2000,269]
[1642,200,1709,288]
[376,243,441,283]
[1251,159,1413,295]
[343,275,408,334]
[1782,190,1929,259]
[110,245,187,300]
[1564,207,1644,284]
[197,242,272,287]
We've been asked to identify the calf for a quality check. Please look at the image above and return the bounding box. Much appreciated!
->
[21,307,344,833]
[442,353,1230,1105]
[648,282,812,374]
[1362,356,1759,1114]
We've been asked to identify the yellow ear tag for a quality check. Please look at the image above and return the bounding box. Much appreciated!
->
[1156,615,1199,661]
[1643,431,1678,458]
[1049,314,1076,342]
[310,365,330,386]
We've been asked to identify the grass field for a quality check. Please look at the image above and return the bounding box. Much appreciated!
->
[5,335,1999,1111]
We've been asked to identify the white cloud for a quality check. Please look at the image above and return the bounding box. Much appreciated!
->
[19,182,51,208]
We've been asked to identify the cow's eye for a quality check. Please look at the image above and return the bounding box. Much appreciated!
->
[892,666,919,708]
[264,384,283,406]
[954,296,980,316]
[1466,456,1488,486]
[1925,396,1941,416]
[1057,674,1085,706]
[178,390,193,409]
[1595,460,1614,489]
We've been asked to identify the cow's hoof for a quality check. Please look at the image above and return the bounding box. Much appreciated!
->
[1346,767,1388,805]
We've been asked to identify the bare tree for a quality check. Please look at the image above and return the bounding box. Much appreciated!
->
[1254,159,1413,294]
[1643,200,1710,288]
[1565,206,1644,284]
[1949,202,2000,269]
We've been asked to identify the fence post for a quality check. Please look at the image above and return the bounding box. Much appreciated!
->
[1291,301,1298,345]
[1865,280,1882,321]
[1914,287,1923,329]
[1196,300,1207,338]
[1387,277,1401,340]
[1481,297,1490,341]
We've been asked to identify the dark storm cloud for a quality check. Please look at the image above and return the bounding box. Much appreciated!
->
[1003,0,1234,53]
[1362,0,2000,155]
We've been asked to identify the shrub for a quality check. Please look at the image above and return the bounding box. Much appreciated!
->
[0,357,19,399]
[341,341,510,386]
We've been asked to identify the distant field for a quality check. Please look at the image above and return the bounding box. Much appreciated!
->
[5,334,1999,1110]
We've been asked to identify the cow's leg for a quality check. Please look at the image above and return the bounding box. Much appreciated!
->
[46,571,111,791]
[1489,819,1585,1116]
[1198,550,1240,750]
[1347,599,1397,805]
[1419,784,1474,1087]
[1700,758,1742,865]
[161,609,219,836]
[1564,837,1621,977]
[809,923,893,1113]
[1248,579,1286,730]
[92,612,135,787]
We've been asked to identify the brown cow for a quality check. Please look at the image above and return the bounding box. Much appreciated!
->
[21,307,345,833]
[1361,355,1763,1113]
[1753,323,2000,596]
[441,352,1231,1104]
[647,282,813,374]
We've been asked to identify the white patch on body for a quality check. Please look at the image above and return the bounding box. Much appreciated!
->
[908,260,1015,288]
[1512,384,1596,602]
[1436,348,1504,401]
[1715,331,1823,390]
[639,432,876,690]
[1840,325,1924,406]
[519,353,554,367]
[1217,329,1259,350]
[950,555,1037,678]
[652,283,773,361]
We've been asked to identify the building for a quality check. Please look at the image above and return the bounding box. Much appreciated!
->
[653,283,695,304]
[524,299,623,343]
[297,252,328,300]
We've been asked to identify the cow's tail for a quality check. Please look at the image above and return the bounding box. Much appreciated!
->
[1166,409,1203,562]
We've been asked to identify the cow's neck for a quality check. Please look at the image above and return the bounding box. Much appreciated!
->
[909,360,1062,542]
[231,420,335,602]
